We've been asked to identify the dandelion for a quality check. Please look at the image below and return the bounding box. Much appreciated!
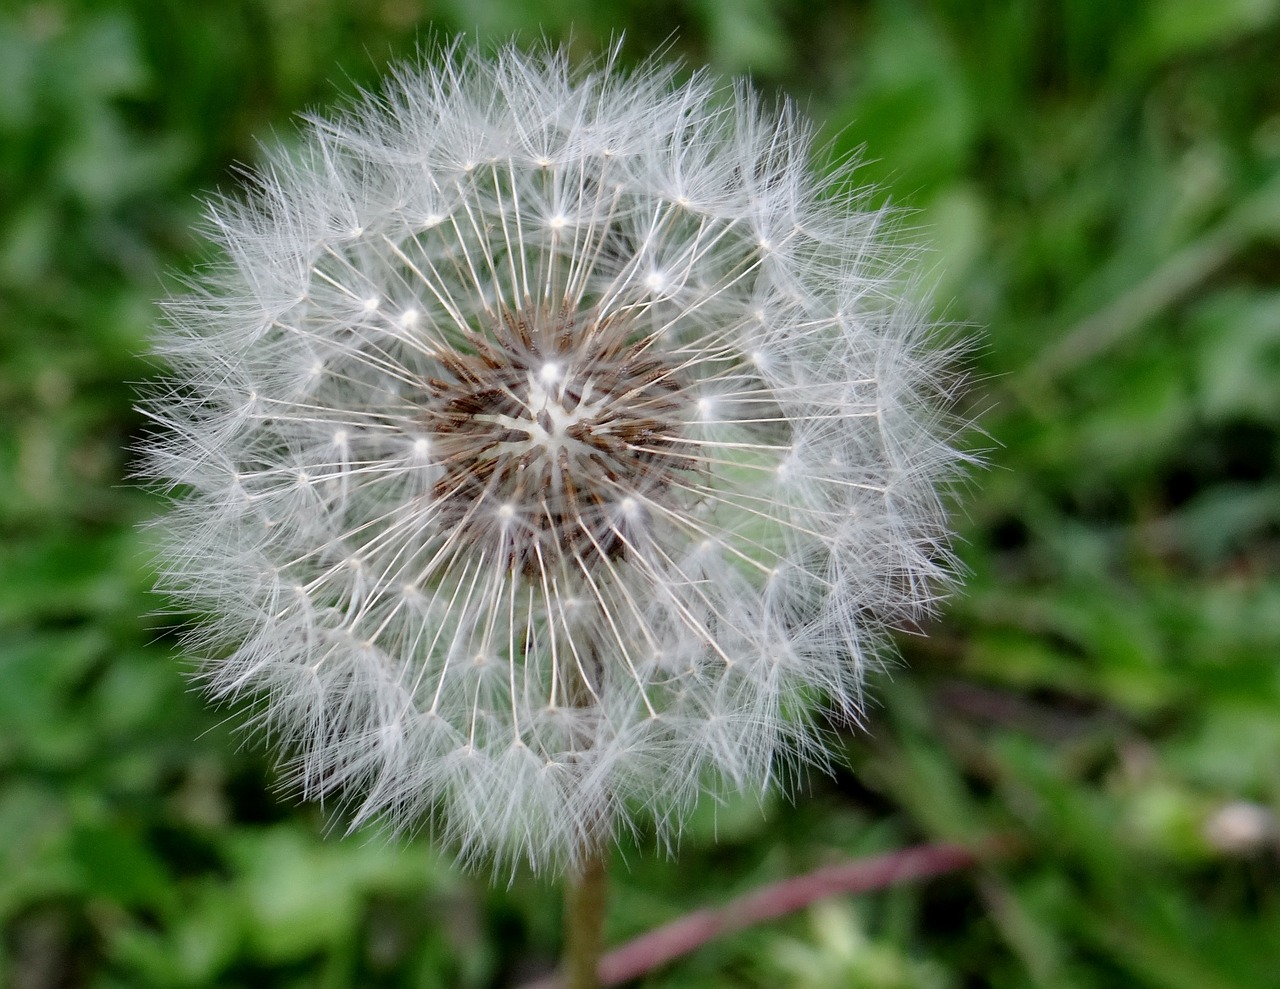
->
[141,41,965,883]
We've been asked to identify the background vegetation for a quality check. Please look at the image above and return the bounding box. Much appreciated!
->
[3,1,1279,986]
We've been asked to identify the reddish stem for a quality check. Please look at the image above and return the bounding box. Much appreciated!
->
[522,837,1007,988]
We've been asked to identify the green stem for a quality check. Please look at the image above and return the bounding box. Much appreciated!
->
[563,843,609,989]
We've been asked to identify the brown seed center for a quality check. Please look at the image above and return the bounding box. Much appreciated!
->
[422,306,692,574]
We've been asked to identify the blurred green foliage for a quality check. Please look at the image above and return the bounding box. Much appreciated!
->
[2,0,1279,986]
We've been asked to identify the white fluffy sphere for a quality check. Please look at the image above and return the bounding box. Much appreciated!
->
[142,41,966,872]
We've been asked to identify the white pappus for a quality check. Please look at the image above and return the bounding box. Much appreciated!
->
[140,40,969,873]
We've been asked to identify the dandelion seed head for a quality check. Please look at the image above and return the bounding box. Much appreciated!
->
[140,40,969,873]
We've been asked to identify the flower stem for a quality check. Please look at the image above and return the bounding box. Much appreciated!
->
[593,838,1001,985]
[563,843,609,989]
[522,836,1013,989]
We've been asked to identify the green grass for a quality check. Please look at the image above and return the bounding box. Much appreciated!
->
[3,1,1279,986]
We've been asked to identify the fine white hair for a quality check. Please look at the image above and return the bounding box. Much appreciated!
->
[140,40,968,873]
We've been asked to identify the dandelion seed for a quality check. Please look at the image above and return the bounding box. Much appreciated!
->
[140,41,968,874]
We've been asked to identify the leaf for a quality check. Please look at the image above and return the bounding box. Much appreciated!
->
[1142,0,1280,58]
[68,819,172,908]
